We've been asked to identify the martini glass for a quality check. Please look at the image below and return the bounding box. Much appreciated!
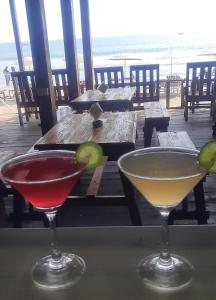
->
[1,150,86,289]
[118,147,206,290]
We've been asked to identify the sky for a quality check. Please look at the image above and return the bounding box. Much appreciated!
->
[0,0,216,43]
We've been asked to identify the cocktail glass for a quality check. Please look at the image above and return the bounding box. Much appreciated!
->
[118,147,206,290]
[1,150,86,289]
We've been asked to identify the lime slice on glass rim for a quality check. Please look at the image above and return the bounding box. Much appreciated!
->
[76,141,104,170]
[198,141,216,173]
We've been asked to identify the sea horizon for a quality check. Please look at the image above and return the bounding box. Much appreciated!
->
[1,33,216,87]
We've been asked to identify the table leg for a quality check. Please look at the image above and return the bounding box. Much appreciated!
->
[155,120,169,132]
[168,180,208,225]
[12,190,26,228]
[212,122,216,136]
[193,179,209,224]
[119,171,142,226]
[0,180,8,227]
[143,121,153,147]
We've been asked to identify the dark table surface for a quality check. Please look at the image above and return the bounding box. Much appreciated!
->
[0,225,216,299]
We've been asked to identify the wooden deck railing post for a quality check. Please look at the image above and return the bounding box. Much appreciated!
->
[181,80,185,108]
[166,80,170,108]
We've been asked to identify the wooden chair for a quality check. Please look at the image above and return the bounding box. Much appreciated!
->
[11,71,39,126]
[129,64,160,108]
[52,69,70,105]
[184,61,216,121]
[11,69,73,126]
[94,66,124,88]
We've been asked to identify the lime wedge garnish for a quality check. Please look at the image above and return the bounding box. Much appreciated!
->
[198,141,216,173]
[76,141,103,170]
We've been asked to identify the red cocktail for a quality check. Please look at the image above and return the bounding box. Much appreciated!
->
[1,150,86,289]
[3,154,83,209]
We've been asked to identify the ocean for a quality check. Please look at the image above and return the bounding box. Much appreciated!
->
[1,33,216,88]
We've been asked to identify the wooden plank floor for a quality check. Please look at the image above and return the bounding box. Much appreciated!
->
[1,101,216,227]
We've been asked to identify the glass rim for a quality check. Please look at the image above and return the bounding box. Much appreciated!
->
[1,150,86,185]
[117,146,205,181]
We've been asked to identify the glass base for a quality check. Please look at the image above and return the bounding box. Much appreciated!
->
[138,253,193,291]
[32,253,86,289]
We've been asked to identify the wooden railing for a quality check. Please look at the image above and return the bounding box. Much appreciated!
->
[160,79,185,108]
[125,78,185,109]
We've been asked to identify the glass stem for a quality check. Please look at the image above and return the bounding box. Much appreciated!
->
[45,210,62,262]
[158,208,173,268]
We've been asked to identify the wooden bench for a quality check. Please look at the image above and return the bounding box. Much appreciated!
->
[158,131,196,149]
[157,131,209,224]
[143,101,170,147]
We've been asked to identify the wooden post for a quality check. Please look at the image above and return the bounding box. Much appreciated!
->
[166,80,170,108]
[60,0,80,99]
[212,122,216,136]
[181,80,185,108]
[9,0,24,71]
[79,0,94,90]
[25,0,57,135]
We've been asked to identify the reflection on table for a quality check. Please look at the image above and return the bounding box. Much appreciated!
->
[0,225,216,299]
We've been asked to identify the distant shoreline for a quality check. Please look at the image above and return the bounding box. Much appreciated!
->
[1,34,216,87]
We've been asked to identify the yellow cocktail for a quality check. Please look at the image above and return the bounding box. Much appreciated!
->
[118,147,206,290]
[121,150,204,208]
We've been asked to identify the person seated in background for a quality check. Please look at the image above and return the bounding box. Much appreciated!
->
[3,66,11,86]
[11,66,16,72]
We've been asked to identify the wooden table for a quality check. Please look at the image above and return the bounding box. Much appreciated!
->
[34,111,137,161]
[70,86,136,113]
[33,111,142,226]
[1,225,216,299]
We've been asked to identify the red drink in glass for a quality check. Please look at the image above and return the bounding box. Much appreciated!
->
[2,154,83,209]
[1,150,86,289]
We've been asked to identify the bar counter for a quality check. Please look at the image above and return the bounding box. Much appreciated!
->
[0,225,216,299]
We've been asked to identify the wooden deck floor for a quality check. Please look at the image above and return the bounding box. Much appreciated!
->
[1,101,216,227]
